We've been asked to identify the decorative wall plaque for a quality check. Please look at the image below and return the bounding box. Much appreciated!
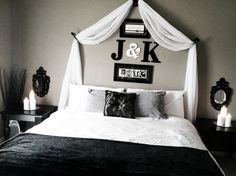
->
[120,19,150,38]
[113,63,153,84]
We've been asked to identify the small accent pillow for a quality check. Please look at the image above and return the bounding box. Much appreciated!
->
[104,91,136,119]
[134,91,167,119]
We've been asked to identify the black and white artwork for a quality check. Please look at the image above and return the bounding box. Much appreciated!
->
[120,19,150,38]
[113,63,153,84]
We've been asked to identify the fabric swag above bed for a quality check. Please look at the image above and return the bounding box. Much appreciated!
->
[58,0,198,122]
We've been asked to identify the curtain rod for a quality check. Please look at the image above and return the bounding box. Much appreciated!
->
[71,32,79,43]
[193,37,200,44]
[71,32,200,45]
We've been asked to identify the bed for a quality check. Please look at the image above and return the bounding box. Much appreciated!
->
[0,85,224,176]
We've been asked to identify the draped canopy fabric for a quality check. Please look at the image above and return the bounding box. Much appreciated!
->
[58,0,198,122]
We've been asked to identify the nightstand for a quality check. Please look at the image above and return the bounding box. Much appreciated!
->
[1,105,57,139]
[195,118,236,156]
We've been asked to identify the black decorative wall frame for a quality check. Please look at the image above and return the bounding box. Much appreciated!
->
[114,63,153,84]
[32,67,50,97]
[120,19,150,38]
[210,77,233,111]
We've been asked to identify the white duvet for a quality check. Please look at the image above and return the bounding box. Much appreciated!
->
[27,109,206,150]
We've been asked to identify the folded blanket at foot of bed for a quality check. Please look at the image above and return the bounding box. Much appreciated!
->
[0,133,223,176]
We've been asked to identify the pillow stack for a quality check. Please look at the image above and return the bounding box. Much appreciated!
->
[68,84,184,119]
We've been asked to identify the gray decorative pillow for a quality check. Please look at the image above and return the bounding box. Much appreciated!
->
[135,91,168,119]
[104,91,136,119]
[83,89,106,113]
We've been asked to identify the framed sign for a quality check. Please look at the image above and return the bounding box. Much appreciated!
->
[114,63,153,84]
[120,19,150,38]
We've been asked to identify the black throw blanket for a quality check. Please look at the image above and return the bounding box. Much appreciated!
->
[0,133,223,176]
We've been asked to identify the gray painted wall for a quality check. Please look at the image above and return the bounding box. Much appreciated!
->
[0,0,12,139]
[4,0,236,124]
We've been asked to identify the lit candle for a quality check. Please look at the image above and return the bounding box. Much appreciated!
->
[217,106,228,126]
[225,113,232,127]
[29,90,35,101]
[23,97,30,110]
[217,114,225,126]
[220,106,227,116]
[29,90,36,110]
[30,99,36,110]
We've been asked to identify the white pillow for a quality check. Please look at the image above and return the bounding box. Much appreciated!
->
[165,91,184,118]
[68,84,125,112]
[126,88,184,118]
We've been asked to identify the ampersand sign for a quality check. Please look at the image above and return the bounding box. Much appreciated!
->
[126,43,141,59]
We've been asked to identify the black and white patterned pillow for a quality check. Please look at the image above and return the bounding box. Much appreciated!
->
[104,91,136,119]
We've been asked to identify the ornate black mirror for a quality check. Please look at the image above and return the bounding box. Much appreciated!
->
[210,78,233,111]
[32,67,50,97]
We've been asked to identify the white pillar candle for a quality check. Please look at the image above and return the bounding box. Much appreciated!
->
[30,99,36,110]
[29,90,37,110]
[217,114,225,126]
[225,113,232,127]
[29,90,35,101]
[23,97,30,110]
[220,106,227,116]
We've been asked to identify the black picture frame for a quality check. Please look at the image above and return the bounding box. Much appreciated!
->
[120,19,150,38]
[113,63,153,84]
[210,78,233,111]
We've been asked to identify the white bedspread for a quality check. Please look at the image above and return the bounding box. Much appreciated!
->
[27,109,206,150]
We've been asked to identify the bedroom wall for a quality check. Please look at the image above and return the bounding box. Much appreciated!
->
[10,0,236,120]
[0,0,12,139]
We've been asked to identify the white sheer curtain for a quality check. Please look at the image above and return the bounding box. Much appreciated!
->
[58,0,198,122]
[58,0,133,110]
[138,0,198,122]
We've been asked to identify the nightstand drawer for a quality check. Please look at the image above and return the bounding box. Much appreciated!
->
[6,114,38,122]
